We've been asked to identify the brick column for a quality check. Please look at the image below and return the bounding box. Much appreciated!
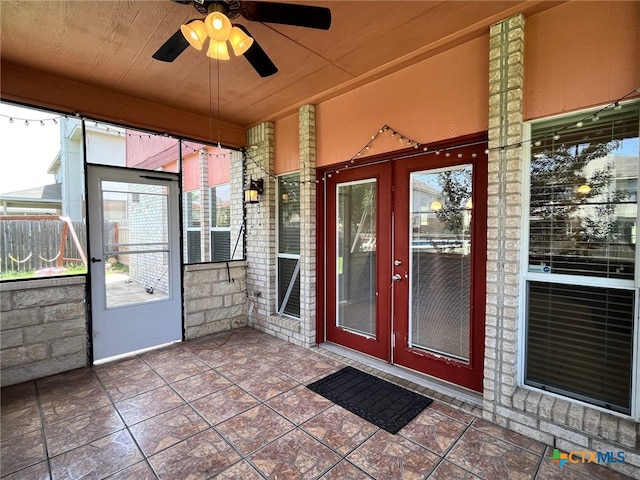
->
[484,14,525,425]
[229,150,244,259]
[299,104,317,347]
[245,123,276,325]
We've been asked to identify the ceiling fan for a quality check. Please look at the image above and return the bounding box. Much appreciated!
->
[152,0,332,77]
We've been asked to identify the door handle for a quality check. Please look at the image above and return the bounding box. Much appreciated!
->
[392,274,402,282]
[91,257,102,263]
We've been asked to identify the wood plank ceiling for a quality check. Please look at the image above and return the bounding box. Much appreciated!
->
[1,1,553,128]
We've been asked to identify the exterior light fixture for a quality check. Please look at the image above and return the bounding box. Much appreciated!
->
[430,200,443,211]
[244,178,264,204]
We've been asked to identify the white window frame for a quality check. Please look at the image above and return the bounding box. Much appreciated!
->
[276,172,300,318]
[185,189,201,263]
[209,183,231,262]
[518,103,640,420]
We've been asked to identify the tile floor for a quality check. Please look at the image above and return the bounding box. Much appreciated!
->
[0,327,632,479]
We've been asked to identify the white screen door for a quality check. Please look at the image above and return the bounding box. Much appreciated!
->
[88,165,181,361]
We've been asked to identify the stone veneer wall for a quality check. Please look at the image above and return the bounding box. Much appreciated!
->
[183,262,247,339]
[484,15,639,477]
[244,107,317,347]
[0,276,88,387]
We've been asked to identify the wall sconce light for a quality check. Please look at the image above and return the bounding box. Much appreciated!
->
[244,178,264,204]
[430,200,443,211]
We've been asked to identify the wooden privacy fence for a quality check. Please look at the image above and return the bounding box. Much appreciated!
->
[0,216,87,273]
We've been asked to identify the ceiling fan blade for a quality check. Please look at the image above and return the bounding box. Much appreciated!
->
[236,25,278,77]
[152,28,190,62]
[240,1,331,30]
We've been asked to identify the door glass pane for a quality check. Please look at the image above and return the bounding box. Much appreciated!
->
[336,180,376,337]
[410,166,473,361]
[102,181,170,308]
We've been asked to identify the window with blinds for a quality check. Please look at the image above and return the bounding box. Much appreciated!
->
[210,184,231,262]
[185,190,201,263]
[525,102,639,414]
[526,282,634,414]
[277,173,300,317]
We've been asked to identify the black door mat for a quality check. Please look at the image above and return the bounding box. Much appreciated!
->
[307,366,433,434]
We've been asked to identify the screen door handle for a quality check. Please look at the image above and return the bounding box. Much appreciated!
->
[91,257,102,263]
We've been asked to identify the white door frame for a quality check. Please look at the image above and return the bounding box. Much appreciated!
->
[87,165,182,361]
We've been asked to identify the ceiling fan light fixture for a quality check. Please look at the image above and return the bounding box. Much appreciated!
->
[205,11,232,42]
[229,26,254,56]
[180,20,208,50]
[206,39,230,60]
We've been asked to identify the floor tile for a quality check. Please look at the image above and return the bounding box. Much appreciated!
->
[170,369,232,402]
[216,460,264,479]
[319,460,374,480]
[535,455,591,480]
[0,404,42,441]
[40,384,112,426]
[472,418,546,455]
[446,427,540,480]
[94,356,152,383]
[0,381,38,415]
[148,428,240,479]
[399,408,467,455]
[36,368,100,399]
[104,460,157,480]
[191,385,259,425]
[236,369,299,401]
[0,429,46,477]
[429,460,482,479]
[0,460,51,480]
[266,385,333,425]
[115,385,185,426]
[191,345,250,369]
[44,404,125,457]
[249,428,341,479]
[49,430,143,480]
[102,369,166,403]
[214,358,275,383]
[216,404,295,456]
[302,404,379,456]
[347,429,440,480]
[428,401,477,425]
[143,348,210,383]
[129,404,209,456]
[277,356,339,383]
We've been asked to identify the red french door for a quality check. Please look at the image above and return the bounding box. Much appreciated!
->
[324,143,487,392]
[325,163,392,360]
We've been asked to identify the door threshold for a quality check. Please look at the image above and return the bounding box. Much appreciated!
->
[319,342,483,408]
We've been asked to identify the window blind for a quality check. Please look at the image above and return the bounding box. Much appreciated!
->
[525,281,634,414]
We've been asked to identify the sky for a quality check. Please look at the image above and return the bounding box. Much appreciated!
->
[0,103,61,195]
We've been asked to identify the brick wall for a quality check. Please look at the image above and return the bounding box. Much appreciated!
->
[485,15,640,477]
[183,262,247,339]
[0,277,88,387]
[245,108,318,347]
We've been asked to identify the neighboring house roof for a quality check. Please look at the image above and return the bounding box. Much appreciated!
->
[0,183,62,209]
